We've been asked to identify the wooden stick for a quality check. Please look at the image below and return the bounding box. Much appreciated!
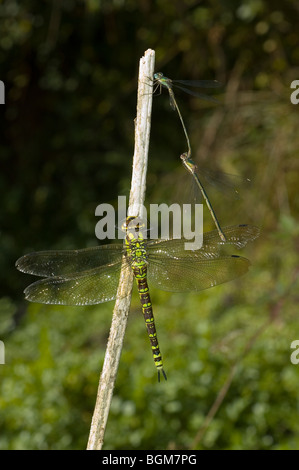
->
[87,49,155,450]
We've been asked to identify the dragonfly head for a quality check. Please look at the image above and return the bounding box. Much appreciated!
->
[180,152,188,162]
[122,216,147,235]
[153,72,164,81]
[180,152,197,174]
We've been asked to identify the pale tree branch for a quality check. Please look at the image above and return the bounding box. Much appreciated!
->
[87,49,155,450]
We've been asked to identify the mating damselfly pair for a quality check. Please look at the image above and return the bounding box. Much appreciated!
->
[153,72,235,243]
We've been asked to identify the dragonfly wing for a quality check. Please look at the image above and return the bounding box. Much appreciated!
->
[173,79,221,88]
[148,255,250,292]
[16,244,123,277]
[173,85,220,103]
[23,260,126,305]
[146,224,260,257]
[197,168,251,200]
[169,93,176,110]
[219,225,260,248]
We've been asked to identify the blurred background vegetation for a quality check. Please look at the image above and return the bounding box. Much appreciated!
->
[1,0,299,450]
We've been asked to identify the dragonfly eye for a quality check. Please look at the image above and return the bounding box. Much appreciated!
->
[153,72,163,80]
[120,216,137,230]
[180,153,188,162]
[124,216,136,227]
[121,216,148,235]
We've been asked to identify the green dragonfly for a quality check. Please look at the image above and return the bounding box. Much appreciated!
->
[153,72,226,241]
[16,216,259,381]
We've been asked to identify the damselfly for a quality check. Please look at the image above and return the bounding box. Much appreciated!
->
[153,72,221,159]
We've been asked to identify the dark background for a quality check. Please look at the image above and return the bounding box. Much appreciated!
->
[1,0,299,450]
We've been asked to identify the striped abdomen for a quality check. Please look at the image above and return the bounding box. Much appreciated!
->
[132,263,167,382]
[123,216,167,381]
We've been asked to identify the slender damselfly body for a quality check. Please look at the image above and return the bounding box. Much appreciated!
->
[180,152,227,242]
[153,72,221,159]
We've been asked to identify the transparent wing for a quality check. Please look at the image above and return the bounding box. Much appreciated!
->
[195,167,252,200]
[22,260,127,305]
[168,92,176,110]
[17,225,259,304]
[146,224,260,258]
[148,255,250,292]
[173,84,220,103]
[16,244,124,277]
[146,224,259,292]
[172,79,222,88]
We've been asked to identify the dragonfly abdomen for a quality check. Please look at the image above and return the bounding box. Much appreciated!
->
[124,219,167,381]
[132,262,167,382]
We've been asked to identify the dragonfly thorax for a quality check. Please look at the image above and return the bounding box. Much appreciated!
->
[125,234,148,266]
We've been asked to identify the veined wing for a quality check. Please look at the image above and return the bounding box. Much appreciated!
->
[146,224,259,292]
[172,79,221,88]
[146,224,260,259]
[195,167,251,200]
[172,84,220,103]
[148,254,250,292]
[22,260,127,305]
[15,244,124,277]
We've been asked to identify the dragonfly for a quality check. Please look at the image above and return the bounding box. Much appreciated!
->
[16,216,260,381]
[153,72,226,241]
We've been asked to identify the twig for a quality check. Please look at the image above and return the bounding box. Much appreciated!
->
[191,267,299,448]
[190,323,267,448]
[87,49,155,450]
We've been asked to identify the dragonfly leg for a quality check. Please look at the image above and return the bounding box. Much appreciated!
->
[142,81,161,97]
[152,82,162,96]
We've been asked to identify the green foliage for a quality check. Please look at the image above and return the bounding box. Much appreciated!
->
[1,0,299,450]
